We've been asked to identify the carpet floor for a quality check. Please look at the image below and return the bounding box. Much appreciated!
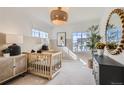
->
[6,60,95,85]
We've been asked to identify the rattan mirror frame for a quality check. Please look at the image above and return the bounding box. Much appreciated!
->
[105,9,124,55]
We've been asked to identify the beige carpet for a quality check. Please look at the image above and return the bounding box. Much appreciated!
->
[76,51,91,63]
[6,60,95,85]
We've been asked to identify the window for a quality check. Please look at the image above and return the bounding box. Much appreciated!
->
[32,29,48,38]
[72,32,90,52]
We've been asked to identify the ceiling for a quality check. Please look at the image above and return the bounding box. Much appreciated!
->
[23,7,105,24]
[0,7,106,27]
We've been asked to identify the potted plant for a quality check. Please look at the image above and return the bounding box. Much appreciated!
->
[106,42,117,50]
[2,48,10,57]
[86,25,102,69]
[95,42,106,56]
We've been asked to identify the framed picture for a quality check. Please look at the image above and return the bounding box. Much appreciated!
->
[57,32,66,47]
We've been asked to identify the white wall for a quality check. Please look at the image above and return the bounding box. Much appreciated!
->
[99,7,124,65]
[49,19,100,39]
[0,8,52,36]
[20,36,43,52]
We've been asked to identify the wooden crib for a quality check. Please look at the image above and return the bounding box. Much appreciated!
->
[28,51,62,80]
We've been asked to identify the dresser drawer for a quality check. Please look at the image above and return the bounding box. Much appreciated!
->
[93,58,99,84]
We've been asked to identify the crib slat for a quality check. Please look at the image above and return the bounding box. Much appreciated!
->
[40,55,42,74]
[44,56,46,76]
[46,56,47,76]
[47,55,49,76]
[32,62,34,72]
[39,58,41,73]
[35,62,36,72]
[44,56,47,75]
[38,63,40,73]
[43,57,44,75]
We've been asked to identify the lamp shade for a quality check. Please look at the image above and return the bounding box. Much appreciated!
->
[50,7,68,25]
[6,34,23,44]
[52,20,66,25]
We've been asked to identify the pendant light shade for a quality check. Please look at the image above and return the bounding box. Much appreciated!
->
[50,7,68,25]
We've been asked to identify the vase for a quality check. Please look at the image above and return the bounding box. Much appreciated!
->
[97,49,104,56]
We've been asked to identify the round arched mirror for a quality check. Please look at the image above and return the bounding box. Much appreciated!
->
[105,9,124,55]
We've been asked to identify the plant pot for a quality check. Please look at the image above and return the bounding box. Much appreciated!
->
[97,49,104,56]
[3,53,10,57]
[88,58,93,69]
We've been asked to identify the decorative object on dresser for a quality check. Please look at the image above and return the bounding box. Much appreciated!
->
[27,51,62,80]
[0,54,27,84]
[93,55,124,85]
[57,32,66,47]
[8,43,21,56]
[95,42,106,56]
[2,48,10,57]
[105,8,124,55]
[6,34,23,56]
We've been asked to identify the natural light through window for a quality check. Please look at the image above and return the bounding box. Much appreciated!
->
[72,32,90,52]
[32,29,48,38]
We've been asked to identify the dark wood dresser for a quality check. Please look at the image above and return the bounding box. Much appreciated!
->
[93,55,124,85]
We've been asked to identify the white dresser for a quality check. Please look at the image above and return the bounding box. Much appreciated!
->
[0,54,27,84]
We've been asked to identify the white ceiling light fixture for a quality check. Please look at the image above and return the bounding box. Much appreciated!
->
[50,7,68,25]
